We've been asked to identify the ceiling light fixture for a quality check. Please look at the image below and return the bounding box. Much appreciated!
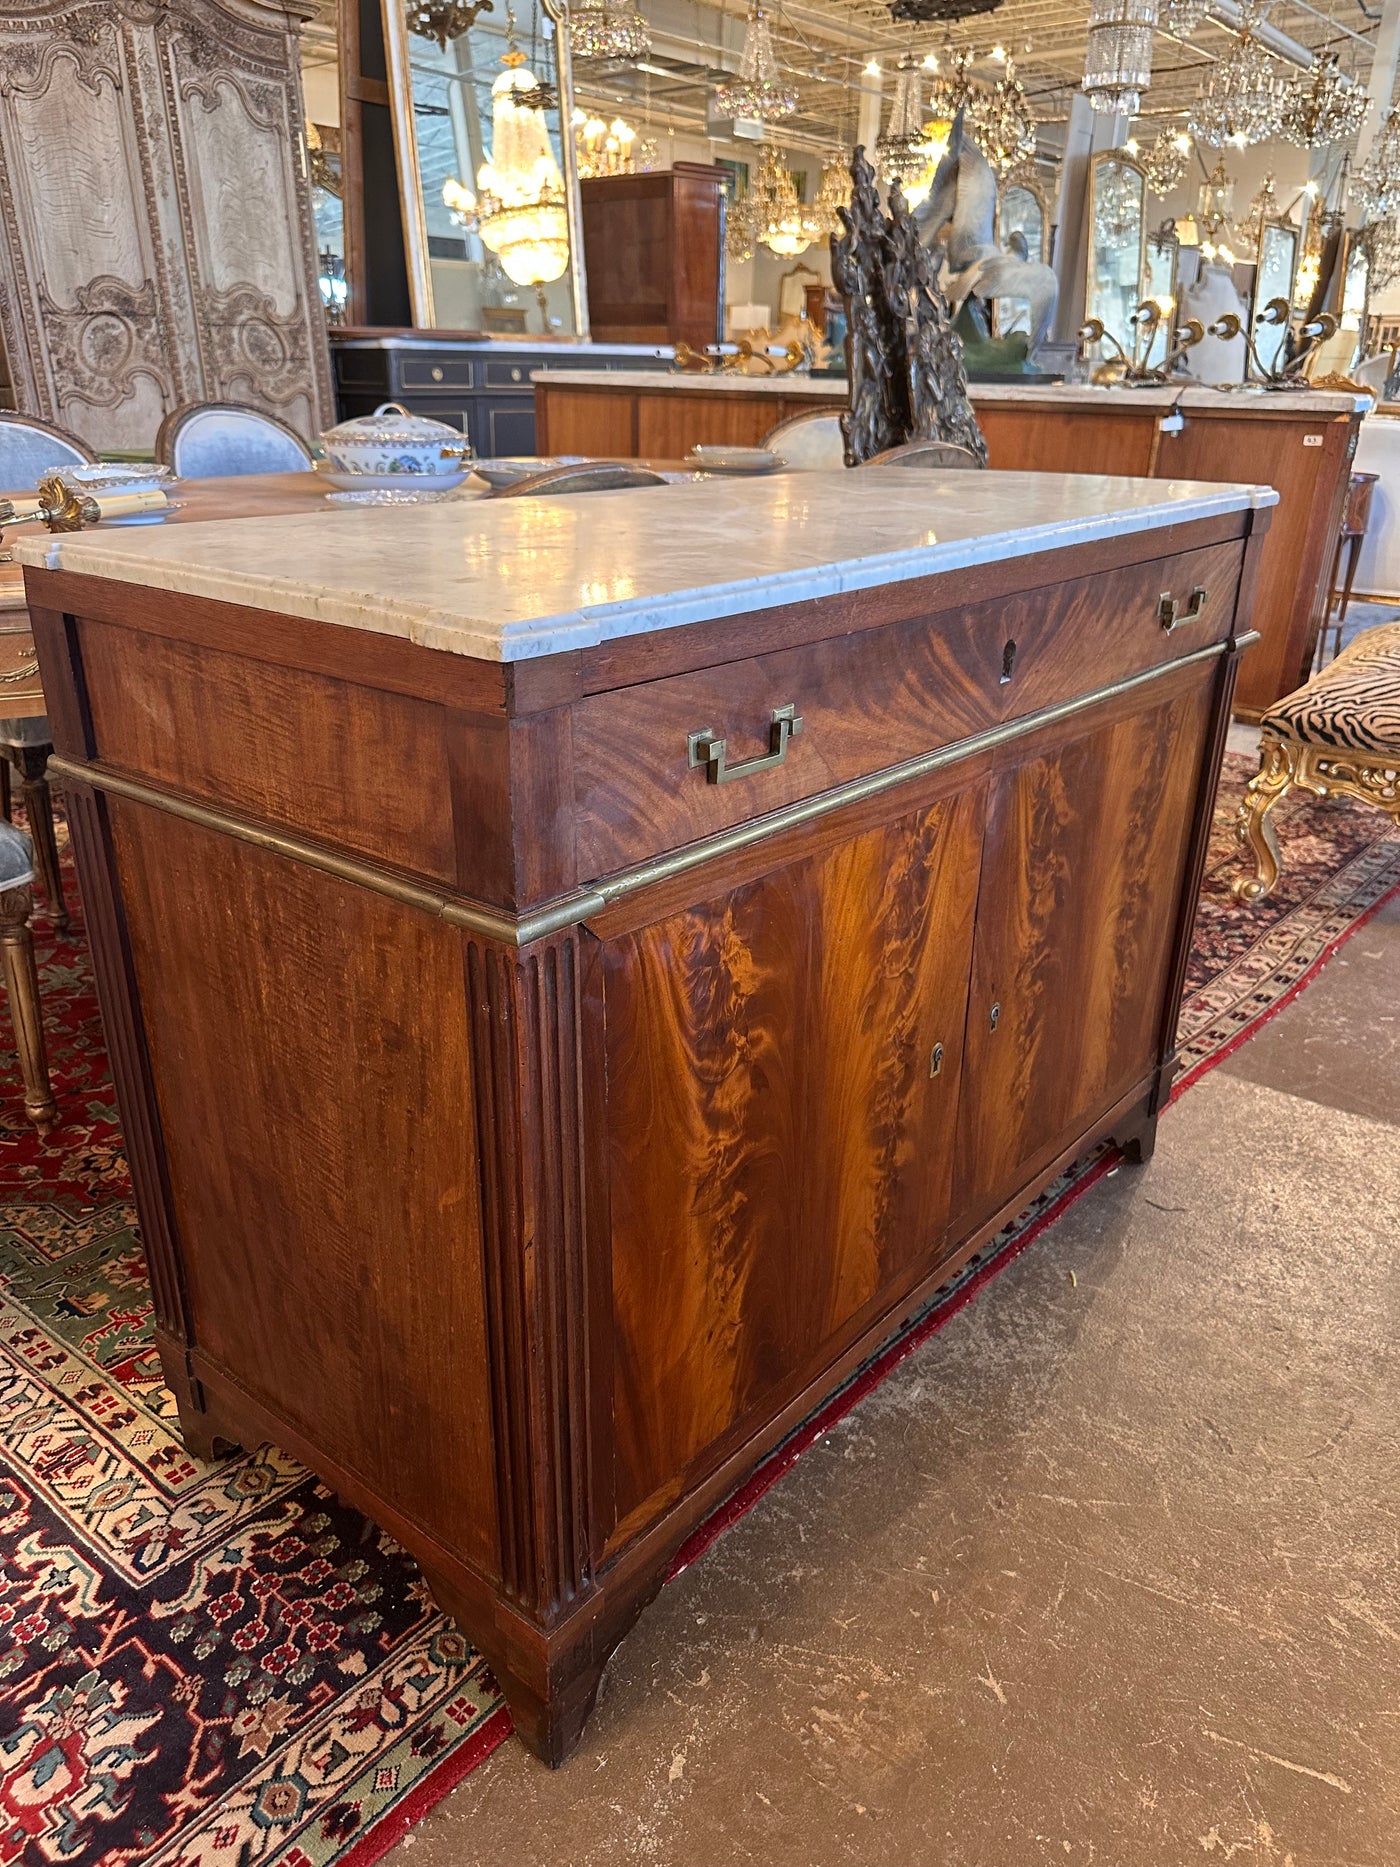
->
[1188,1,1286,147]
[713,2,798,122]
[1279,52,1367,149]
[1081,0,1158,118]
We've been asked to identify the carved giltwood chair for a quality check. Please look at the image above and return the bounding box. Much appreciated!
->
[0,820,56,1134]
[862,439,985,470]
[761,411,845,471]
[1234,619,1400,902]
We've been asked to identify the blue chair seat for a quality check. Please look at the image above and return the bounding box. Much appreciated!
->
[0,821,34,890]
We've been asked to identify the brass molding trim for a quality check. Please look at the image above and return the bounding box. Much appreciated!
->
[50,630,1255,947]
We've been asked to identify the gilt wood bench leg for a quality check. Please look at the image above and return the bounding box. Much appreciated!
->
[1233,733,1296,904]
[14,745,70,933]
[0,880,57,1134]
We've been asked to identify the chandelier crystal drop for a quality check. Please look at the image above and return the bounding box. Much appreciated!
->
[1081,0,1158,118]
[877,54,933,185]
[408,0,494,51]
[1188,3,1286,146]
[927,44,974,119]
[443,40,570,287]
[567,0,651,62]
[713,2,798,122]
[752,144,815,255]
[1159,0,1207,36]
[968,56,1036,172]
[1279,52,1367,148]
[1142,125,1191,195]
[1356,108,1400,221]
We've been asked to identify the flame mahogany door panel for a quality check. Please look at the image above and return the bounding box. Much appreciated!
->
[599,787,987,1540]
[951,673,1217,1234]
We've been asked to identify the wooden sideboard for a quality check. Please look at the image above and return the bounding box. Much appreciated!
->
[535,373,1360,719]
[24,478,1268,1764]
[581,165,726,351]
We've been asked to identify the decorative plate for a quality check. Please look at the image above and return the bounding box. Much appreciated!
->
[684,446,785,473]
[324,487,462,507]
[320,468,468,493]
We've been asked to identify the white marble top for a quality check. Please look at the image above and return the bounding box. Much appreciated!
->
[534,368,1369,415]
[18,470,1276,664]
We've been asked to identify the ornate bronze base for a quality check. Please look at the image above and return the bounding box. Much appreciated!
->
[1234,731,1400,903]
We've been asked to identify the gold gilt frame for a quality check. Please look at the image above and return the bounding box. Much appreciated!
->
[380,0,590,335]
[1086,149,1148,351]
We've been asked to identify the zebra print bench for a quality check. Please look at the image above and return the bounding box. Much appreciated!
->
[1235,620,1400,903]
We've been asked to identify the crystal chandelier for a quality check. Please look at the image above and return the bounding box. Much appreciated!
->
[1142,126,1191,195]
[1188,4,1286,146]
[409,0,494,52]
[927,44,974,119]
[1279,52,1367,148]
[1365,217,1400,291]
[968,57,1035,172]
[1234,171,1281,248]
[1159,0,1207,35]
[1081,0,1159,117]
[442,29,569,289]
[713,2,797,122]
[753,144,815,255]
[811,149,852,237]
[573,109,647,176]
[568,0,650,62]
[725,186,760,261]
[877,53,932,187]
[1195,151,1234,235]
[1356,109,1400,221]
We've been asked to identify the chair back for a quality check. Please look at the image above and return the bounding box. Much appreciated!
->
[0,412,95,489]
[761,411,845,471]
[494,462,668,496]
[862,439,984,470]
[156,402,315,479]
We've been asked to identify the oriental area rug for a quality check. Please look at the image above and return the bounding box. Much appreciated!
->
[1,752,1398,1867]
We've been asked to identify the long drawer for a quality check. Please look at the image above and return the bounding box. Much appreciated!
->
[571,537,1243,879]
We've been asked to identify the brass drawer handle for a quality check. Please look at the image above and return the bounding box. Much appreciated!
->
[0,656,39,683]
[688,704,803,785]
[1158,585,1208,632]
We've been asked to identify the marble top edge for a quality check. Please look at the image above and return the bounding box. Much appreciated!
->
[18,470,1277,665]
[533,367,1369,413]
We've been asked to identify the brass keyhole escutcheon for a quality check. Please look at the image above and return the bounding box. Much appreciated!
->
[930,1041,944,1078]
[1000,639,1017,684]
[989,1001,1001,1032]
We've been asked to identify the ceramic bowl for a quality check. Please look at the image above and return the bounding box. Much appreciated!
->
[319,403,470,478]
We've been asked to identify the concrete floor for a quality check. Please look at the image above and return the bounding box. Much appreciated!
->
[399,895,1400,1867]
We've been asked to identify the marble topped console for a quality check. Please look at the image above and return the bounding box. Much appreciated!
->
[24,471,1270,1763]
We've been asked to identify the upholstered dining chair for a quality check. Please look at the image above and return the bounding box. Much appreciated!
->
[761,410,845,471]
[155,402,315,479]
[862,439,985,470]
[0,411,96,485]
[0,819,56,1134]
[0,415,90,935]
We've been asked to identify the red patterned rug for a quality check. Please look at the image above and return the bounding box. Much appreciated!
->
[0,753,1397,1867]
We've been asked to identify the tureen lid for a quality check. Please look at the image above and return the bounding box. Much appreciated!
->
[319,402,462,445]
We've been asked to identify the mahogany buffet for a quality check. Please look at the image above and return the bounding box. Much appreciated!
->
[534,370,1364,721]
[21,469,1273,1764]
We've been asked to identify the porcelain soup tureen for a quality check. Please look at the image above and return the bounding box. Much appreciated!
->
[318,404,470,480]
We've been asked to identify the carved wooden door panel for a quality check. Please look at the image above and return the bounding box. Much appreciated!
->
[597,786,987,1543]
[950,672,1217,1236]
[0,1,331,451]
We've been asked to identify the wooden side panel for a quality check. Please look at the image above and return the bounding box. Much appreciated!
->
[108,801,499,1572]
[79,619,460,886]
[979,406,1157,476]
[636,390,843,457]
[1155,410,1357,716]
[534,387,638,458]
[952,669,1216,1232]
[601,788,986,1535]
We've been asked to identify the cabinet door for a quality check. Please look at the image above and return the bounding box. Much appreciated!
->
[600,788,986,1536]
[952,673,1216,1233]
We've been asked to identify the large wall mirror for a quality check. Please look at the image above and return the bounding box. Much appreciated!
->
[1087,151,1147,359]
[998,181,1049,264]
[1253,218,1298,374]
[1143,226,1178,366]
[381,0,589,334]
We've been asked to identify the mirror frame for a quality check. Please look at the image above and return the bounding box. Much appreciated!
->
[380,0,591,335]
[1142,225,1179,368]
[1086,149,1148,356]
[996,177,1051,264]
[1252,215,1297,372]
